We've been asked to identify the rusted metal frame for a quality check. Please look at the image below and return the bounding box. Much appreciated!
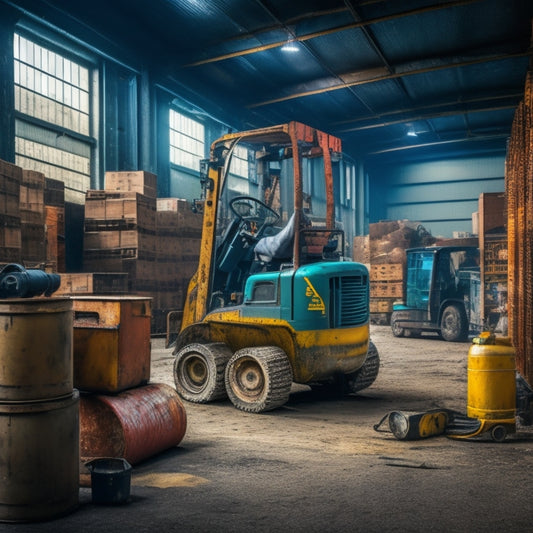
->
[290,122,303,270]
[185,0,485,67]
[317,131,335,229]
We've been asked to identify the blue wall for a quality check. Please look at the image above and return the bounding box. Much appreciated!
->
[367,154,505,238]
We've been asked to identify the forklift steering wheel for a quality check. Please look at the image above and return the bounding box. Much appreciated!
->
[229,196,279,227]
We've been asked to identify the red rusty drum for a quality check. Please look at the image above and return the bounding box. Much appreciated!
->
[80,383,187,464]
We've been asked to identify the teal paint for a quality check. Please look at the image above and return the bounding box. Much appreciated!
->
[368,154,505,237]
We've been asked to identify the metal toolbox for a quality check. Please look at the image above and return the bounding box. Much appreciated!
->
[72,296,151,393]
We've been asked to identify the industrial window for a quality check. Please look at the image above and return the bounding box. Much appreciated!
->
[13,33,93,204]
[169,109,205,171]
[230,145,249,179]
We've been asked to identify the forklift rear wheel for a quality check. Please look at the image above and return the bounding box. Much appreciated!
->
[225,346,292,413]
[391,312,405,337]
[440,304,468,342]
[347,341,380,393]
[174,343,233,403]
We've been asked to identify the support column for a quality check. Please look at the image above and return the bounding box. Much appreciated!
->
[0,5,20,163]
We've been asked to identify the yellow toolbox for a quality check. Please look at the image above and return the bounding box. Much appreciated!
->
[73,296,151,393]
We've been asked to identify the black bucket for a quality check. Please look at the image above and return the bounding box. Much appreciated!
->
[85,458,131,505]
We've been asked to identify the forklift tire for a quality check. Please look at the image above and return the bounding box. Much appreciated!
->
[225,346,292,413]
[440,304,468,342]
[174,343,233,403]
[347,341,380,393]
[391,312,405,337]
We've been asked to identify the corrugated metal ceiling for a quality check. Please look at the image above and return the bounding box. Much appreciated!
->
[13,0,533,162]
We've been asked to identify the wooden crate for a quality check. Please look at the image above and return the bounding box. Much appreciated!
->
[84,191,156,232]
[370,298,395,313]
[370,263,403,281]
[44,177,65,207]
[84,229,156,258]
[56,272,129,296]
[104,171,157,198]
[156,198,202,234]
[20,170,45,223]
[21,222,46,263]
[0,217,21,263]
[370,281,403,298]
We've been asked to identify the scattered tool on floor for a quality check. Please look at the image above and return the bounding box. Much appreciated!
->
[375,332,533,443]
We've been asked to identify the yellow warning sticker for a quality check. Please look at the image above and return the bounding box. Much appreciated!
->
[304,276,325,314]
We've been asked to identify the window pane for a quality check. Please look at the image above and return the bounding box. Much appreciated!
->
[169,109,205,171]
[14,34,93,203]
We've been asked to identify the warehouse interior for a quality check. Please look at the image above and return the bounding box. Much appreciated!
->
[1,0,533,530]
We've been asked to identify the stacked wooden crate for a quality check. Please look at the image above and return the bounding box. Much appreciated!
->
[0,160,22,263]
[83,171,203,333]
[44,178,66,272]
[54,272,129,296]
[153,198,202,332]
[353,220,436,324]
[369,263,404,318]
[20,170,46,265]
[83,171,157,292]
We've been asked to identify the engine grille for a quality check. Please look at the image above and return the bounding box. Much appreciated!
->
[330,275,369,327]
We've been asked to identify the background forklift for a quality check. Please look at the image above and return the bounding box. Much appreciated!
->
[391,246,486,342]
[170,122,379,412]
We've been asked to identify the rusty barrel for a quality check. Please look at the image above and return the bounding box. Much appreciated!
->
[0,391,80,522]
[80,383,187,464]
[0,298,73,401]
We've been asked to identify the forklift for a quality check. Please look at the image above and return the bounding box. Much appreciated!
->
[391,246,484,341]
[170,122,379,412]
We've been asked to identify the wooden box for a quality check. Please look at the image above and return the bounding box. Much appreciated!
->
[72,296,152,393]
[370,281,403,298]
[370,263,404,281]
[370,298,395,313]
[56,273,129,295]
[105,171,157,198]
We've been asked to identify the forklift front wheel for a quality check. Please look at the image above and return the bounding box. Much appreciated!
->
[174,343,233,403]
[225,346,292,413]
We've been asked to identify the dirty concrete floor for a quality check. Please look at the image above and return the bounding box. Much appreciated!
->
[5,325,533,532]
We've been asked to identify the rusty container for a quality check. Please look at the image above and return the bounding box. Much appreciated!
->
[0,298,73,402]
[72,296,151,393]
[80,383,187,464]
[0,391,80,522]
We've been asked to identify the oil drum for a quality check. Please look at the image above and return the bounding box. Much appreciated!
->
[467,335,516,421]
[0,298,73,402]
[0,391,80,522]
[80,383,187,464]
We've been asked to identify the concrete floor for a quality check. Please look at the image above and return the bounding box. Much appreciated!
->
[4,325,533,532]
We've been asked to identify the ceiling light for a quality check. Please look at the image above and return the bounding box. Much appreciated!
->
[406,124,418,137]
[281,40,299,53]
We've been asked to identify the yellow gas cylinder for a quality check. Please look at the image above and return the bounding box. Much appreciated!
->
[467,332,516,428]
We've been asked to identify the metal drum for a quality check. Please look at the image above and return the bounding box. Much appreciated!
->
[80,383,187,464]
[0,391,80,522]
[0,298,73,402]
